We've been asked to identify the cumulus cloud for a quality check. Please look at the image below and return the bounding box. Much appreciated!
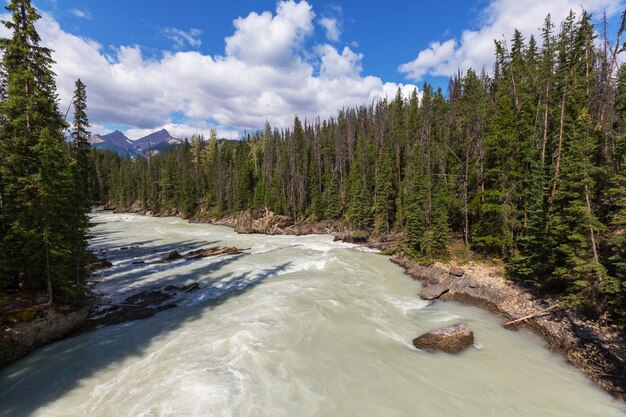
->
[225,0,314,67]
[70,9,91,20]
[319,17,340,41]
[163,27,202,49]
[3,0,417,139]
[399,0,623,81]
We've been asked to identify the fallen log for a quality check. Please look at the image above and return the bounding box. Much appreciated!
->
[504,304,559,326]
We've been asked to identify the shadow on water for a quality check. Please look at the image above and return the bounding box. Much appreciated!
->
[0,221,291,417]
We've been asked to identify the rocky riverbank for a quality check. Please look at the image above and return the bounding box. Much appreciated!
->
[392,258,626,400]
[101,204,626,401]
[1,301,89,368]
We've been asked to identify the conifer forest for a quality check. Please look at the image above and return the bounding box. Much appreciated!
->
[90,12,626,322]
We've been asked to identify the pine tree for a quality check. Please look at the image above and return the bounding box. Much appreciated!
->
[69,79,92,283]
[0,0,70,295]
[545,109,605,308]
[35,128,74,303]
[373,145,395,234]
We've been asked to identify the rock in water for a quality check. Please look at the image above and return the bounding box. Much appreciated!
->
[419,283,450,300]
[185,247,241,260]
[413,323,474,353]
[156,251,183,263]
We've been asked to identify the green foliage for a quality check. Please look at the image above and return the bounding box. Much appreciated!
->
[373,146,395,234]
[0,0,91,301]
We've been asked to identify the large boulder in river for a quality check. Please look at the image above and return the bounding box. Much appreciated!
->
[413,323,474,354]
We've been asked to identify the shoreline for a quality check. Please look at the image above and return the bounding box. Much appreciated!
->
[111,205,626,401]
[3,205,624,402]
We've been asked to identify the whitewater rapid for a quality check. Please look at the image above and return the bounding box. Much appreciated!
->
[0,212,623,417]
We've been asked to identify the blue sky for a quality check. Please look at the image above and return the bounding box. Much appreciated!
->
[38,0,480,87]
[24,0,626,138]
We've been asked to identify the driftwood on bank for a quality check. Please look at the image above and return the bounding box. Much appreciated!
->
[504,304,560,326]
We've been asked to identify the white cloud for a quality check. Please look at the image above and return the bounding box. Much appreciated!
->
[3,0,417,138]
[319,17,340,42]
[399,0,623,81]
[70,9,91,20]
[225,0,314,67]
[163,27,202,49]
[318,44,362,78]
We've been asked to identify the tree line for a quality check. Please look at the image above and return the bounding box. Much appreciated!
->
[0,0,92,304]
[92,10,624,323]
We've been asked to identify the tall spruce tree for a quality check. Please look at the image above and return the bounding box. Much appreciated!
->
[0,0,85,302]
[70,79,92,283]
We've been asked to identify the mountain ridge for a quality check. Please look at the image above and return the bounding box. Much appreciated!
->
[88,129,182,157]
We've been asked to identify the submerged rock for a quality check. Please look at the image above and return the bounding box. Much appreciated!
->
[413,323,474,354]
[181,282,200,292]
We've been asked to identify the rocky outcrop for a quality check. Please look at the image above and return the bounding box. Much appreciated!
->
[419,283,449,300]
[153,247,244,264]
[108,200,179,218]
[231,208,293,234]
[1,305,89,368]
[209,208,345,236]
[185,247,241,260]
[392,257,626,401]
[413,323,474,353]
[86,282,200,329]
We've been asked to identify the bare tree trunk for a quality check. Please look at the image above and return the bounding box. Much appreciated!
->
[548,84,567,214]
[541,83,550,164]
[463,153,470,245]
[46,243,53,305]
[584,183,599,264]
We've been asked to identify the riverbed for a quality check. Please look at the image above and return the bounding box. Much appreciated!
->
[0,212,624,416]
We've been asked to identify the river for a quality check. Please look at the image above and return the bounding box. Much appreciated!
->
[0,212,624,417]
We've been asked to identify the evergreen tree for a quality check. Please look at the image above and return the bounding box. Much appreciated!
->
[373,145,395,234]
[35,128,74,303]
[69,79,92,283]
[0,0,73,297]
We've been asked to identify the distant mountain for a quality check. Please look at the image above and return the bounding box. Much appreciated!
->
[88,129,182,157]
[134,129,183,153]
